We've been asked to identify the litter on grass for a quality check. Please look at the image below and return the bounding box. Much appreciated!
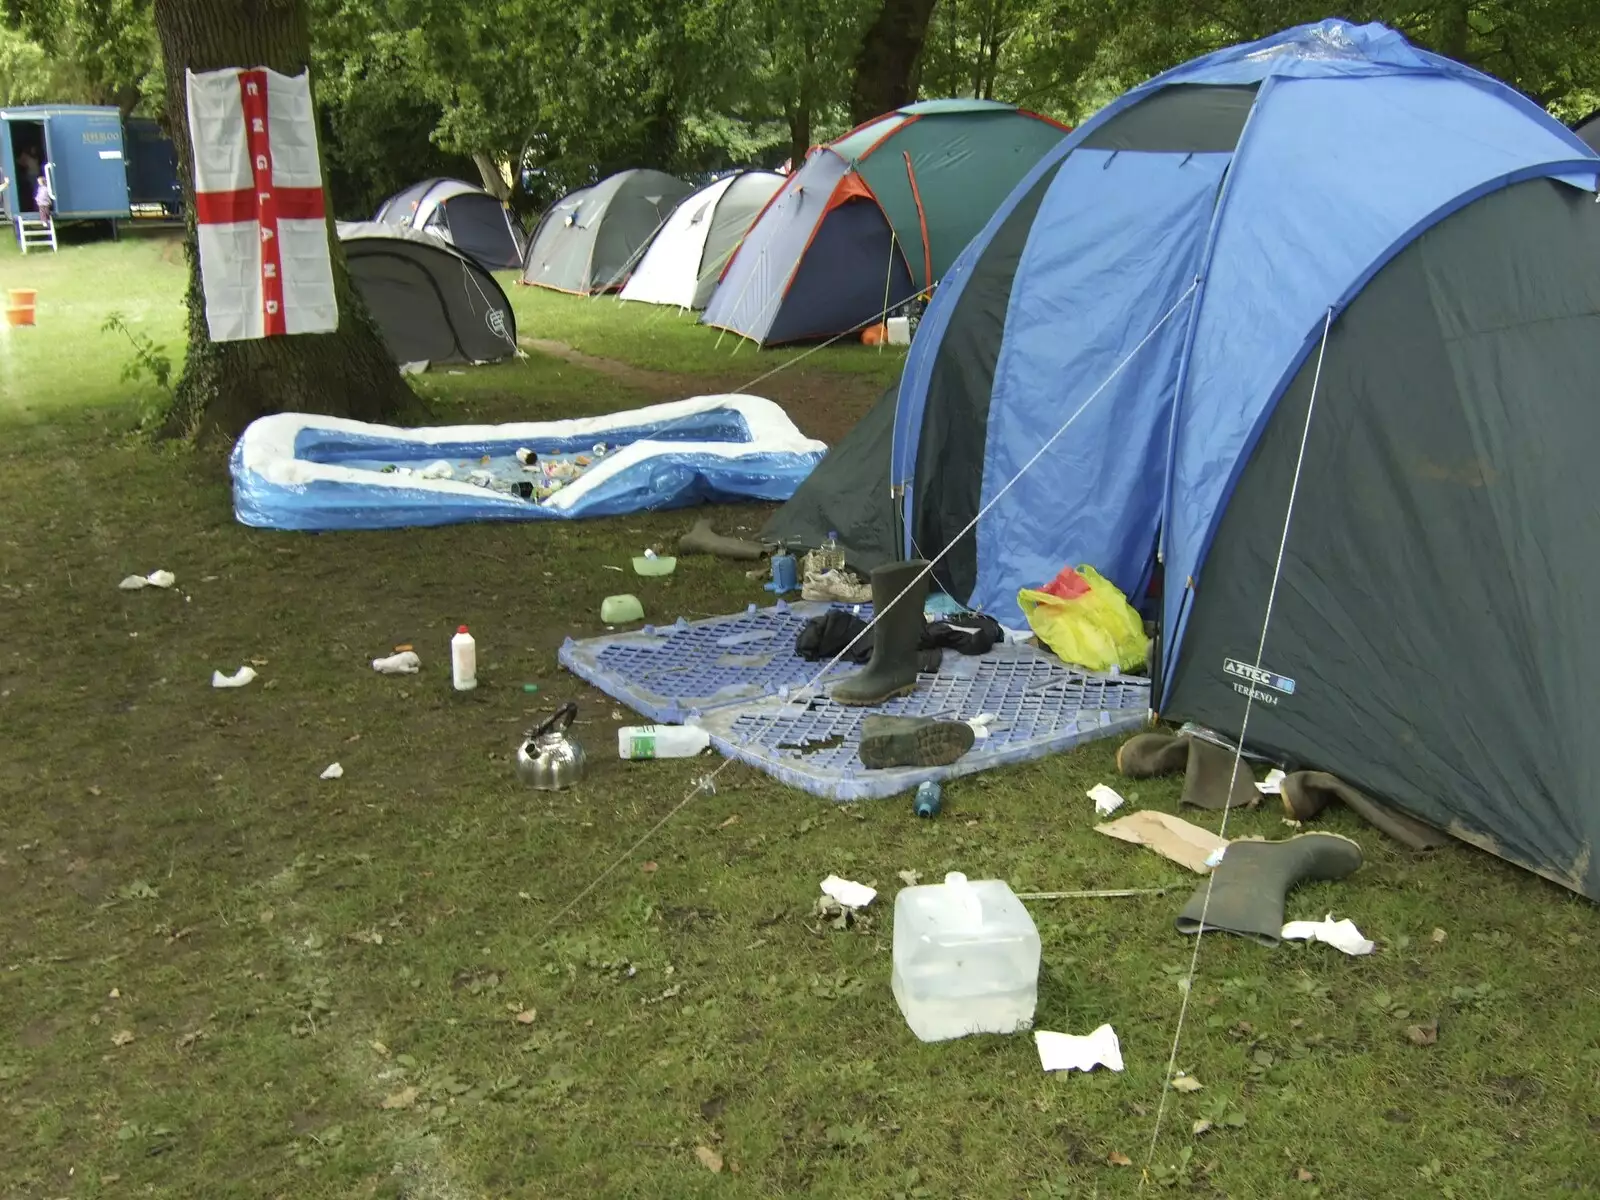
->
[1088,783,1126,815]
[820,875,876,909]
[1280,913,1375,955]
[1258,768,1288,795]
[1035,1024,1124,1073]
[119,570,176,590]
[211,666,258,688]
[1096,810,1228,874]
[320,762,344,780]
[372,650,421,674]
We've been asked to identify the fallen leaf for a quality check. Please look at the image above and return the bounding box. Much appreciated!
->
[1431,928,1448,944]
[111,1029,135,1047]
[380,1086,419,1110]
[717,814,740,829]
[641,861,659,874]
[108,988,121,1000]
[1171,1073,1203,1093]
[1405,1019,1439,1046]
[694,1145,723,1173]
[897,869,921,886]
[1107,1151,1133,1167]
[175,1029,205,1050]
[515,1009,538,1025]
[1296,1167,1315,1183]
[1192,1119,1213,1136]
[88,785,102,797]
[370,1041,390,1057]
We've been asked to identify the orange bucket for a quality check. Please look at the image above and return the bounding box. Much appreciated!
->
[5,289,36,327]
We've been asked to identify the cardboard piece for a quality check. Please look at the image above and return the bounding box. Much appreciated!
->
[1095,810,1228,874]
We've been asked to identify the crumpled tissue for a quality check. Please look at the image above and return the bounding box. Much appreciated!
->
[372,650,421,675]
[1257,768,1287,795]
[1087,783,1126,816]
[1280,913,1374,956]
[320,762,344,780]
[120,570,176,590]
[820,875,876,909]
[211,665,258,688]
[1035,1023,1125,1073]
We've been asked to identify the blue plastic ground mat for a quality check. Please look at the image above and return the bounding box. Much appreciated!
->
[697,646,1149,801]
[560,599,1149,801]
[558,599,873,723]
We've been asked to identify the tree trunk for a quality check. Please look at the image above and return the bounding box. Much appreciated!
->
[472,152,512,201]
[152,0,409,440]
[1435,0,1472,61]
[848,0,940,124]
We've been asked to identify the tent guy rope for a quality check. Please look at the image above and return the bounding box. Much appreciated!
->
[538,278,1202,936]
[1140,306,1335,1180]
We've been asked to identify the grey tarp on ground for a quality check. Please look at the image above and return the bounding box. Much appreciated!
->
[1164,178,1600,898]
[760,384,898,572]
[338,222,517,364]
[520,169,693,294]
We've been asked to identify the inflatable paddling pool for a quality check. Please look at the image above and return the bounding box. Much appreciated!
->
[231,394,827,531]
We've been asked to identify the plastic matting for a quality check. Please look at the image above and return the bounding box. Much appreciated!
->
[558,599,873,723]
[697,644,1149,801]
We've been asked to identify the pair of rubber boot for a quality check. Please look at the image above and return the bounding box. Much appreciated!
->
[1116,729,1259,811]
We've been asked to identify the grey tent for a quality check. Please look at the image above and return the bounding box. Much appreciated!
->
[1575,109,1600,152]
[520,169,694,294]
[338,222,518,364]
[374,178,524,271]
[618,170,785,308]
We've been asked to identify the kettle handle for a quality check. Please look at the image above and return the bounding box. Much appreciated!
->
[530,701,578,739]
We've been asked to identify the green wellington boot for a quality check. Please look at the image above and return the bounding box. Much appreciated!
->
[1175,832,1364,945]
[678,518,767,561]
[830,560,931,706]
[1116,730,1190,778]
[1179,736,1260,811]
[858,715,975,769]
[1280,771,1448,851]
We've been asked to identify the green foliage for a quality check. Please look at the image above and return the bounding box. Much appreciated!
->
[2,0,160,111]
[101,310,174,429]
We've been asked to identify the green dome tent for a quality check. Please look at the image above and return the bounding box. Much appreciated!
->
[702,100,1069,346]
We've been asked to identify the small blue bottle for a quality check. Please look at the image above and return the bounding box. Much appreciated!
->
[914,780,942,818]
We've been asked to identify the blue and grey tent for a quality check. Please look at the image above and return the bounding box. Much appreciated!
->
[1576,108,1600,151]
[767,20,1600,896]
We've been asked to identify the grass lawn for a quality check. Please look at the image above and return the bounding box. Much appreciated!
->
[3,231,1599,1200]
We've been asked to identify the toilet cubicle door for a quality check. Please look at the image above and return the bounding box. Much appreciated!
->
[43,109,131,218]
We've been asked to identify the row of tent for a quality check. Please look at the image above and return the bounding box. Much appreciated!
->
[768,20,1600,903]
[345,94,1600,368]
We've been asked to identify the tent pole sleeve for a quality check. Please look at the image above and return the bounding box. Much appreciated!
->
[1155,76,1276,686]
[902,150,933,289]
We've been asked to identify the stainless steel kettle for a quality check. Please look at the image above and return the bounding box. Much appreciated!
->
[516,702,586,790]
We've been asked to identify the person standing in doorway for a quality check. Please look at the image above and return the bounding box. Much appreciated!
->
[34,168,53,227]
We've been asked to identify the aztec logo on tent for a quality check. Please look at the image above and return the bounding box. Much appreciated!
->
[185,66,337,341]
[1223,658,1296,704]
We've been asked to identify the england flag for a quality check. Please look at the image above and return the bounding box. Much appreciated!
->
[185,66,338,341]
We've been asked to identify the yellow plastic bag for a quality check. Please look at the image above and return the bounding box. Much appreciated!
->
[1018,565,1149,672]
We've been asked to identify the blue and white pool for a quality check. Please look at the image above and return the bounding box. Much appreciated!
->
[231,395,827,531]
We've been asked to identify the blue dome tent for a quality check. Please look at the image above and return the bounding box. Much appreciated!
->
[773,20,1600,896]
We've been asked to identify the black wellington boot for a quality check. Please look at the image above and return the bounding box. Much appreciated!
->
[830,560,930,706]
[1116,731,1190,778]
[1179,736,1259,811]
[678,518,767,561]
[1176,832,1364,945]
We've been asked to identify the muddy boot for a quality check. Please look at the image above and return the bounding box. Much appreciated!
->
[858,715,975,769]
[829,560,930,706]
[1281,771,1448,851]
[1176,832,1364,945]
[678,518,766,561]
[1116,730,1190,778]
[1180,736,1259,811]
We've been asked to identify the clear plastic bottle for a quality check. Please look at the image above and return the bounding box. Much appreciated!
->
[617,724,710,759]
[891,872,1040,1042]
[451,625,477,691]
[821,529,845,573]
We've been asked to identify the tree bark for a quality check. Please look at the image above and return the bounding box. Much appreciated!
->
[152,0,410,440]
[848,0,940,124]
[472,152,512,201]
[1435,0,1472,61]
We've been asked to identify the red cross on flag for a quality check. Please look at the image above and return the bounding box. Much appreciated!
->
[185,66,338,341]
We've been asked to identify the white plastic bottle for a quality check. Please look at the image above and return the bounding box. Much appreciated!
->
[451,625,477,691]
[617,724,710,759]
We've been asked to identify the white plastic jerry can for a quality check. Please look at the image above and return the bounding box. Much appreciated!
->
[451,625,477,691]
[891,871,1041,1043]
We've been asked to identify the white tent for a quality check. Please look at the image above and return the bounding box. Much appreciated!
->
[620,171,784,309]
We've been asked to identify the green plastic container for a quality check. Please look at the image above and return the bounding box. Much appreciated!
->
[601,593,644,623]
